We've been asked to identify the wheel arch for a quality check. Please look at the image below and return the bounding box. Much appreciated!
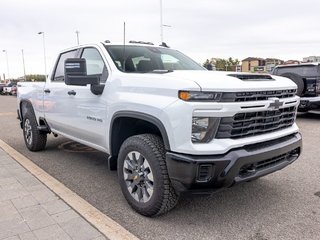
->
[279,72,305,96]
[19,100,35,128]
[19,100,48,131]
[109,111,171,159]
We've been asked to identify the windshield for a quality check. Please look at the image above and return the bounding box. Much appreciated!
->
[105,45,205,73]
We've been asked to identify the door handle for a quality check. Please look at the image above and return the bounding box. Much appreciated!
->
[44,89,51,93]
[68,90,76,96]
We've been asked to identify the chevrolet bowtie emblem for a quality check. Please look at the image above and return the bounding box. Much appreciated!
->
[268,98,283,109]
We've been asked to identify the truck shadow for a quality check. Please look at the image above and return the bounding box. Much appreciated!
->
[138,178,293,239]
[43,138,300,239]
[161,178,284,219]
[48,139,291,223]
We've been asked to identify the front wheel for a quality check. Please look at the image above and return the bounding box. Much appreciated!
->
[23,111,47,151]
[118,134,179,217]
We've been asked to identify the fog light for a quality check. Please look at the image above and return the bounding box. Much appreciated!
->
[197,164,213,182]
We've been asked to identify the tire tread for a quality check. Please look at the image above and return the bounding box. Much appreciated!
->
[118,134,179,216]
[23,109,47,152]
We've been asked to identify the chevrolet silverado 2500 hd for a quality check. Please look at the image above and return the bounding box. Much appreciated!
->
[17,41,302,216]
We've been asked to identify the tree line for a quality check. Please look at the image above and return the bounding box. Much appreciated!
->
[25,74,46,81]
[203,57,240,71]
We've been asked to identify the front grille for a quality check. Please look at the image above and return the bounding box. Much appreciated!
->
[220,89,296,102]
[216,106,296,139]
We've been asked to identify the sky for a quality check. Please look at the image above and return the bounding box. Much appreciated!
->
[0,0,320,79]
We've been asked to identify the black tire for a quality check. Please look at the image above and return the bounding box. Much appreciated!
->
[280,72,304,96]
[22,111,47,151]
[118,134,179,217]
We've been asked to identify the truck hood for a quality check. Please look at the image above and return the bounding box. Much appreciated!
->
[166,71,297,91]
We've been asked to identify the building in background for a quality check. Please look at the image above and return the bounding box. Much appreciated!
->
[241,57,266,72]
[265,58,284,73]
[303,56,320,62]
[284,60,300,65]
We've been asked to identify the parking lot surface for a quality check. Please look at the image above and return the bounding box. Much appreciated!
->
[0,95,319,240]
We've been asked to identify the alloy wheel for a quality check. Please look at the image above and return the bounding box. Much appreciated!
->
[123,151,154,203]
[24,118,32,145]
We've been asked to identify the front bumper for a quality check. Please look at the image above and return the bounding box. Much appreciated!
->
[166,133,302,194]
[299,96,320,111]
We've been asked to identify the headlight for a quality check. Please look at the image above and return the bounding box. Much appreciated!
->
[179,91,222,101]
[192,117,220,143]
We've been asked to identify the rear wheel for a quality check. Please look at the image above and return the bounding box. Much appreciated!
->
[23,111,47,151]
[118,134,179,217]
[280,72,304,96]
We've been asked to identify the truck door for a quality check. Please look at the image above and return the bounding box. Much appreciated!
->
[44,46,108,149]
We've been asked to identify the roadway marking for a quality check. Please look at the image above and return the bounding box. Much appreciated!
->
[0,139,140,240]
[0,112,16,116]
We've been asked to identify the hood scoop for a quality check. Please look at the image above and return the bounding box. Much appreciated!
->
[228,74,274,81]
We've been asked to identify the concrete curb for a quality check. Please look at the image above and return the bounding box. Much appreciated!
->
[0,139,140,240]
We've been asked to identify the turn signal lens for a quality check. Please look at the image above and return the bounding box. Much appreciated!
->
[179,91,191,101]
[179,91,222,102]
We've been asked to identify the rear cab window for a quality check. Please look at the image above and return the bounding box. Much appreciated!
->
[275,65,320,77]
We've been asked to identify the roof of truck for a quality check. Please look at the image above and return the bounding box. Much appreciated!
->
[275,62,320,68]
[60,41,170,53]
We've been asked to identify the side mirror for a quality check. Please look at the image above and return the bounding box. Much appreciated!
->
[64,58,100,86]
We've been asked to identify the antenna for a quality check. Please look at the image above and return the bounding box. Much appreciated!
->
[122,22,126,72]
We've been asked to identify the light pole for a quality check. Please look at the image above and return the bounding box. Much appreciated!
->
[2,50,10,80]
[38,31,47,76]
[21,49,26,81]
[160,0,163,43]
[159,0,171,43]
[75,30,80,45]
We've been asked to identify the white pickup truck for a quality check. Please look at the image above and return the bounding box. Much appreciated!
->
[17,41,302,216]
[3,82,16,95]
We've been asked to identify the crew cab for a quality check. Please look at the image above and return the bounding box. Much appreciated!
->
[17,41,302,216]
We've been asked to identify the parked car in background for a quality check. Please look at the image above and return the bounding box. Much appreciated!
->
[11,85,17,95]
[272,62,320,112]
[0,83,5,94]
[3,82,14,95]
[3,82,17,95]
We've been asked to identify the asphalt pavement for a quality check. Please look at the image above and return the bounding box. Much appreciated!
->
[0,95,319,240]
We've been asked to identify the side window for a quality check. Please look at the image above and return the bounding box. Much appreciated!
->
[81,48,108,83]
[53,50,78,81]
